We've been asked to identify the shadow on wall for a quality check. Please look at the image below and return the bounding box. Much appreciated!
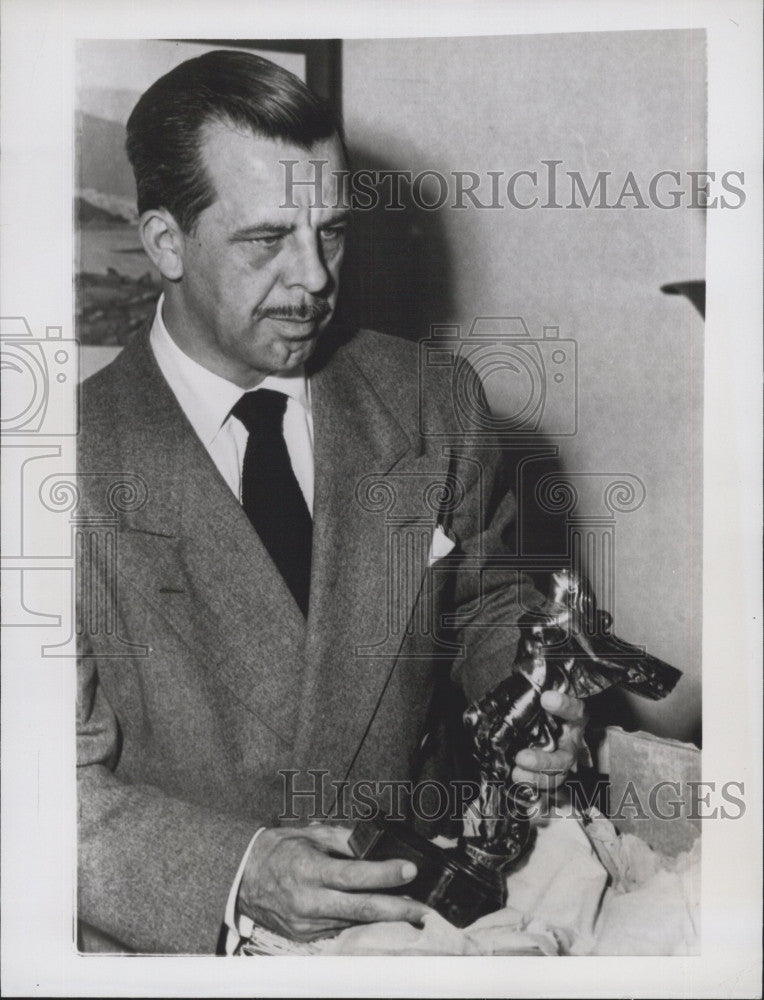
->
[333,145,455,343]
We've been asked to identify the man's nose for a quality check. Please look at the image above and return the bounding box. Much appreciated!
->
[283,235,332,295]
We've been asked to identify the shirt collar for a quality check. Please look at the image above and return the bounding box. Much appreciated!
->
[149,294,311,447]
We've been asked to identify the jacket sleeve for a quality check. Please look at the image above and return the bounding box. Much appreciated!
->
[446,444,545,705]
[77,650,257,954]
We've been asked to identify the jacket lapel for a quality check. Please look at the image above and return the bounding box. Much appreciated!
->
[109,334,307,743]
[292,340,446,784]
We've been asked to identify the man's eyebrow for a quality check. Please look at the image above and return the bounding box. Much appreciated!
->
[229,211,351,241]
[229,222,295,241]
[319,210,352,227]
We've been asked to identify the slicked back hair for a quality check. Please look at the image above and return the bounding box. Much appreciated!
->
[126,49,344,233]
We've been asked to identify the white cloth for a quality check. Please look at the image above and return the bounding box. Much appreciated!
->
[149,295,314,512]
[149,297,314,951]
[289,815,700,956]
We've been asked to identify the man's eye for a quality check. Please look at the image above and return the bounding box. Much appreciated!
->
[320,227,346,243]
[250,234,283,247]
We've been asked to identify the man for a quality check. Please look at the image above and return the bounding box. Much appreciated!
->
[77,49,586,954]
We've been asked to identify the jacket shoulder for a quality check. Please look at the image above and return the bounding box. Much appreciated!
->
[333,326,458,433]
[78,334,150,467]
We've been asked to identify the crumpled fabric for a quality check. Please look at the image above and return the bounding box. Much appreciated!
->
[592,835,701,955]
[319,814,700,956]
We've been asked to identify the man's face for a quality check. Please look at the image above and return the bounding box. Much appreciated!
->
[166,124,348,386]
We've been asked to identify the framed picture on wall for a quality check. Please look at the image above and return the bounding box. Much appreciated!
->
[75,38,341,378]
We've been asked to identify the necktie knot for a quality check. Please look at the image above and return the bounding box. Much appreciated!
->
[231,388,287,434]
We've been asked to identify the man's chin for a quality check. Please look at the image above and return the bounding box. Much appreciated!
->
[268,333,320,372]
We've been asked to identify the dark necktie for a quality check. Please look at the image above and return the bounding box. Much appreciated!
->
[231,389,312,616]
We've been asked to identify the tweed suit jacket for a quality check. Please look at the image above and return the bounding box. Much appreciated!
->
[76,324,540,953]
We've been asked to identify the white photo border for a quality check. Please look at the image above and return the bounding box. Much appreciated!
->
[1,0,761,996]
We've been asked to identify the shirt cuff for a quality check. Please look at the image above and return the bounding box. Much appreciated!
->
[223,826,266,954]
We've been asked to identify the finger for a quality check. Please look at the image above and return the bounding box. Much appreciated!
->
[556,721,585,752]
[302,823,354,857]
[515,747,575,771]
[511,765,566,791]
[540,689,587,724]
[513,742,574,779]
[318,888,430,926]
[515,745,575,773]
[318,855,418,891]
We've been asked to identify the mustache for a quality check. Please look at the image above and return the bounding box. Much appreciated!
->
[259,301,332,321]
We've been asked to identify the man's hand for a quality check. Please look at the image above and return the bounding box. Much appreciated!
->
[237,824,429,941]
[511,690,588,798]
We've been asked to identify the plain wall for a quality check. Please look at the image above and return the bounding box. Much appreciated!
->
[338,30,705,741]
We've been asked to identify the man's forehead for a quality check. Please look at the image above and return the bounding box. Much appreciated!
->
[199,120,347,208]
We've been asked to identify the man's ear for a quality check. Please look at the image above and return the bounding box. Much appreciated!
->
[138,209,185,281]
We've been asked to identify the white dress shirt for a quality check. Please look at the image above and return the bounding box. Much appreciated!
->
[149,294,314,513]
[149,296,313,952]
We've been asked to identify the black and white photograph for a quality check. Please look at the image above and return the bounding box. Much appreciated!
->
[1,1,761,996]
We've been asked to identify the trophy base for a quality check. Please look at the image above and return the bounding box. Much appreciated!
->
[349,817,516,928]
